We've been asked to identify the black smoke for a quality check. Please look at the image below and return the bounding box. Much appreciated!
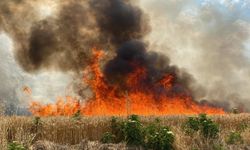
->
[1,0,194,101]
[13,0,150,73]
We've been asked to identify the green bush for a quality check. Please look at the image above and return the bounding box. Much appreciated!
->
[101,115,175,149]
[183,114,219,138]
[123,115,144,146]
[183,116,199,135]
[200,116,219,138]
[226,131,243,145]
[145,119,174,150]
[110,117,125,143]
[8,141,26,150]
[101,132,115,143]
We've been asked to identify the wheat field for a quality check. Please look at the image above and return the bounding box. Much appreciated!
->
[0,114,249,150]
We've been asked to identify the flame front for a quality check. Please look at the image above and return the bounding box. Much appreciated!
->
[29,48,225,116]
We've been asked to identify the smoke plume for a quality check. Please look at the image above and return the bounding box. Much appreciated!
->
[0,0,250,112]
[140,0,250,111]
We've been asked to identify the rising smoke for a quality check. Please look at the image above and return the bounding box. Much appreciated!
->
[0,0,250,112]
[140,0,250,111]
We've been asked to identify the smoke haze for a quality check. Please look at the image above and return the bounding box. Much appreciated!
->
[140,0,250,111]
[0,0,250,112]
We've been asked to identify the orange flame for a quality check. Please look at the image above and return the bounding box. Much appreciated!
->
[29,48,225,116]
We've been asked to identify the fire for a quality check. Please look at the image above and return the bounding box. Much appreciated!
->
[29,48,225,116]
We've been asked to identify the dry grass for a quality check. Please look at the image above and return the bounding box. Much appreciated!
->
[0,114,249,150]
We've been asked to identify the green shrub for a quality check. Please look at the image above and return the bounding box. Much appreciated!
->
[110,117,125,143]
[145,119,174,150]
[123,115,144,146]
[183,114,219,138]
[101,115,175,149]
[226,131,243,145]
[200,118,219,138]
[8,141,26,150]
[101,132,115,143]
[183,116,200,135]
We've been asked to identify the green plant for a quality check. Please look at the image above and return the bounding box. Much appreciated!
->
[8,141,26,150]
[110,117,125,143]
[183,114,219,138]
[123,115,144,146]
[183,116,200,135]
[145,120,174,150]
[101,132,115,143]
[199,115,219,138]
[105,116,175,149]
[226,131,243,145]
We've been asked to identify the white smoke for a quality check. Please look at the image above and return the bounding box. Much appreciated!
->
[140,0,250,110]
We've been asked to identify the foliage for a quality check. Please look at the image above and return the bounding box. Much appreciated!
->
[110,117,125,143]
[144,119,174,150]
[199,114,219,138]
[183,116,200,135]
[226,131,243,145]
[103,116,175,149]
[101,132,115,143]
[123,115,144,146]
[8,141,26,150]
[183,114,219,138]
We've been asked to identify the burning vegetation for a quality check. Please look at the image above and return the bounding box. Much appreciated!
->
[0,0,227,116]
[29,48,224,116]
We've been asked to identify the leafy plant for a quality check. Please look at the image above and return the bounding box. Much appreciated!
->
[101,132,115,143]
[183,116,200,135]
[101,115,175,149]
[123,115,144,146]
[226,131,243,145]
[183,114,219,138]
[144,119,174,150]
[110,117,124,143]
[8,141,26,150]
[199,114,219,138]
